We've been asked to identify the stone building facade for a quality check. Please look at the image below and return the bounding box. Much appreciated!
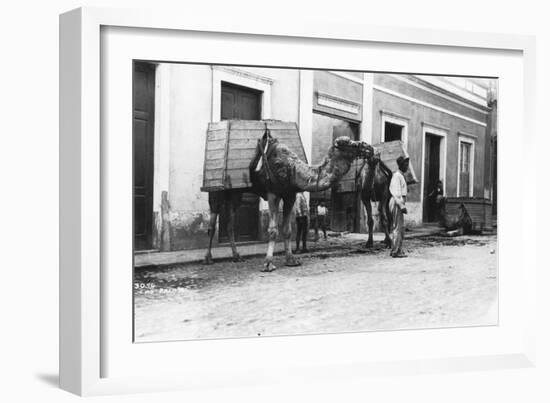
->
[133,61,495,252]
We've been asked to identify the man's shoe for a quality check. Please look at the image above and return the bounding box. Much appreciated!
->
[301,248,309,253]
[391,252,407,258]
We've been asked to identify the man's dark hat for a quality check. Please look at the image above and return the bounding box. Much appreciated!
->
[396,156,410,167]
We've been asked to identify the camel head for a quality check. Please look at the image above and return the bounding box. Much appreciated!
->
[366,149,382,167]
[333,136,373,160]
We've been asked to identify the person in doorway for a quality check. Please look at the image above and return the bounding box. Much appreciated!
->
[389,156,410,258]
[428,179,446,224]
[315,201,328,240]
[294,192,309,253]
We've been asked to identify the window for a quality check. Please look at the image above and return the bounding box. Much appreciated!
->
[458,137,475,197]
[384,121,403,142]
[381,112,408,149]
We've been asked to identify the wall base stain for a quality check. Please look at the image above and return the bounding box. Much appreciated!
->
[169,210,211,250]
[162,202,424,252]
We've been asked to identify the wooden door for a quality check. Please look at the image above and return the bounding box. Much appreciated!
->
[221,82,261,120]
[219,83,261,243]
[133,62,156,250]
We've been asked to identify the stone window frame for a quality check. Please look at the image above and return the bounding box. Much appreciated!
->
[456,134,476,197]
[380,110,409,150]
[211,66,273,121]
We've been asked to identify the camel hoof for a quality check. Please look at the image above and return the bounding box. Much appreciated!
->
[232,254,244,263]
[203,254,214,265]
[285,255,301,267]
[365,240,374,249]
[261,260,276,272]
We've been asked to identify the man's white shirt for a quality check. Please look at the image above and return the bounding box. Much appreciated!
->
[389,170,407,198]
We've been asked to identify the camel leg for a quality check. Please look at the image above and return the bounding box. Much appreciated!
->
[262,192,280,272]
[282,194,300,267]
[364,198,374,248]
[227,194,244,262]
[379,198,391,248]
[204,211,217,265]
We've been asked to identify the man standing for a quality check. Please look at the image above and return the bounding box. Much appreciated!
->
[315,201,328,240]
[389,156,409,258]
[294,192,309,253]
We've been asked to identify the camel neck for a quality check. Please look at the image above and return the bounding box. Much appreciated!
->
[300,148,354,192]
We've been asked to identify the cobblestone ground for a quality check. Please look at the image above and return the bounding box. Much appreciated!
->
[134,234,497,342]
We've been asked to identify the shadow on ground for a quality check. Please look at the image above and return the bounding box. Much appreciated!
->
[35,373,59,388]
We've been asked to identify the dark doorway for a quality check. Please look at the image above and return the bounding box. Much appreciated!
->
[384,121,403,142]
[133,62,156,250]
[315,116,360,233]
[219,82,261,243]
[331,192,360,233]
[423,134,442,222]
[331,119,359,141]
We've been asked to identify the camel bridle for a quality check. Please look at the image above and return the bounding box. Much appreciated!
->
[333,141,373,160]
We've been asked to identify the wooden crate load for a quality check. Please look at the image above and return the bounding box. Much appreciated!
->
[445,197,493,231]
[201,120,308,192]
[374,140,417,185]
[335,140,418,193]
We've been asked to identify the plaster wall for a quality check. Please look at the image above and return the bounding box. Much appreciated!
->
[371,74,489,226]
[157,64,301,250]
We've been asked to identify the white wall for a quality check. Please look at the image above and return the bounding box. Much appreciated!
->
[2,1,548,402]
[243,66,301,122]
[167,64,213,212]
[153,64,302,248]
[162,64,301,215]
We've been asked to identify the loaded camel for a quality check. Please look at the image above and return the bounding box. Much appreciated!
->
[250,133,372,272]
[357,149,394,249]
[203,131,372,270]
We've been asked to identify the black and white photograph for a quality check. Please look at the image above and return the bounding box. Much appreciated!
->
[132,62,498,342]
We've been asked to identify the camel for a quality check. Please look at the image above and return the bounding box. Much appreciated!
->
[251,133,372,272]
[357,150,393,248]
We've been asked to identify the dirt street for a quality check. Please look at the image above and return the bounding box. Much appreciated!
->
[134,234,497,342]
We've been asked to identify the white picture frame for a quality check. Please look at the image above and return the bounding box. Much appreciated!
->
[59,7,537,396]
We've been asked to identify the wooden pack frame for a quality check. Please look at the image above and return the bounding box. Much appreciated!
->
[201,120,308,192]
